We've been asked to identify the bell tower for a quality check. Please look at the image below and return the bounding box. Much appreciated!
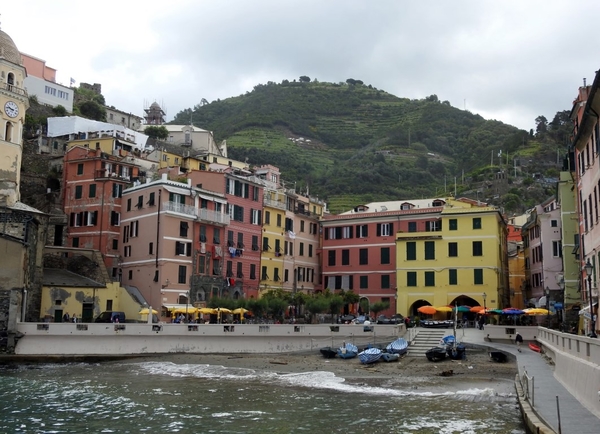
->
[0,28,29,207]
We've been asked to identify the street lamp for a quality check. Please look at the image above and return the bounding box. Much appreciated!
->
[558,278,565,331]
[545,286,550,328]
[584,259,596,338]
[482,292,487,327]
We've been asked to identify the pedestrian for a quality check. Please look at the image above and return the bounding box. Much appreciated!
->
[72,314,77,323]
[515,331,523,352]
[62,312,70,323]
[478,315,485,330]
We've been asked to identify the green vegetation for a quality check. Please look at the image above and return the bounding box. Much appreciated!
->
[172,79,568,214]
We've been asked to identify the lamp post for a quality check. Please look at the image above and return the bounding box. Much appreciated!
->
[482,292,487,327]
[558,278,565,331]
[545,286,550,328]
[584,259,596,338]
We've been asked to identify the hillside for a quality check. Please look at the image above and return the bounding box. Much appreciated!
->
[173,80,565,214]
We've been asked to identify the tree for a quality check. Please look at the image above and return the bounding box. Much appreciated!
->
[144,125,169,140]
[299,76,311,83]
[535,115,548,135]
[328,295,345,323]
[371,301,390,318]
[78,100,106,122]
[52,105,67,117]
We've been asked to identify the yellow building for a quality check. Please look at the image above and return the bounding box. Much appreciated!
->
[40,268,144,322]
[260,188,287,294]
[396,198,507,317]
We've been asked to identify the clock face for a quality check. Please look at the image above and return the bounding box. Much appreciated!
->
[4,101,19,118]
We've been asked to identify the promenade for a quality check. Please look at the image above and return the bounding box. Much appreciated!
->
[453,326,599,433]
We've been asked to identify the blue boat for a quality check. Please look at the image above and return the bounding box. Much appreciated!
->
[381,352,400,362]
[358,347,383,364]
[337,342,358,359]
[386,338,409,356]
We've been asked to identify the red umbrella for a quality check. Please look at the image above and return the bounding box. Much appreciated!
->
[470,306,485,313]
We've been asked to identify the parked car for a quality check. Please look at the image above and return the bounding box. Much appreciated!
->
[377,314,404,325]
[338,314,356,324]
[94,311,126,323]
[351,315,374,324]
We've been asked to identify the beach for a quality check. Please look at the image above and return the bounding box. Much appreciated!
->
[141,344,518,395]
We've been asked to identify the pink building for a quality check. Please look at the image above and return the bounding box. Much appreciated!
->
[119,173,229,317]
[320,199,445,317]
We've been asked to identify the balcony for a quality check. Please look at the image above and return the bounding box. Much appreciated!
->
[162,202,230,226]
[95,169,131,182]
[1,82,28,97]
[264,197,286,210]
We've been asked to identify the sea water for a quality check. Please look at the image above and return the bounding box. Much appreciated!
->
[0,360,525,433]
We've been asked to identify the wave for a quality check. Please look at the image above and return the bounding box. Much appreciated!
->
[134,361,515,403]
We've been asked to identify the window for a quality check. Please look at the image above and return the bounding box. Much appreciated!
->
[472,241,483,256]
[262,237,270,251]
[213,228,220,244]
[149,242,154,254]
[75,185,82,199]
[227,230,235,247]
[424,241,435,260]
[261,266,268,280]
[212,258,220,275]
[89,184,96,198]
[552,240,562,257]
[377,223,393,236]
[251,209,262,225]
[449,219,458,230]
[180,221,189,238]
[276,214,282,227]
[178,265,187,284]
[551,220,558,227]
[424,271,435,286]
[342,226,353,238]
[381,274,390,289]
[130,220,139,237]
[175,242,192,256]
[112,183,123,198]
[252,235,259,251]
[110,211,120,226]
[408,222,417,232]
[356,224,368,238]
[275,239,281,254]
[148,192,155,206]
[285,217,294,232]
[474,269,483,285]
[308,244,313,257]
[250,264,256,280]
[136,195,143,209]
[407,272,417,287]
[406,242,416,260]
[360,275,368,289]
[448,242,458,257]
[328,250,336,266]
[359,248,368,265]
[127,198,131,211]
[124,246,131,257]
[381,247,390,264]
[77,163,84,175]
[274,268,280,282]
[472,217,481,229]
[449,269,457,285]
[342,249,350,265]
[72,237,79,248]
[299,243,305,256]
[233,205,244,222]
[128,270,133,280]
[264,211,270,224]
[226,261,233,277]
[237,233,244,249]
[300,221,305,232]
[112,239,118,250]
[199,226,207,242]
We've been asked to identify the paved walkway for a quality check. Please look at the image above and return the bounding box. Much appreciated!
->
[446,326,600,433]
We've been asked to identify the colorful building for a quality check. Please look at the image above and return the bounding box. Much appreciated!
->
[396,198,507,317]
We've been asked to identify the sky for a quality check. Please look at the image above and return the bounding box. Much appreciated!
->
[3,0,600,131]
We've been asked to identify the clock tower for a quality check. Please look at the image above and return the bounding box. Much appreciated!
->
[0,28,29,207]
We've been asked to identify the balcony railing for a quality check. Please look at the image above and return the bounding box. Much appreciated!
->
[1,82,28,97]
[95,169,131,182]
[162,202,230,225]
[264,197,286,210]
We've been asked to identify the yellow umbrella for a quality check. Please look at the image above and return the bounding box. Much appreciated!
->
[524,308,552,315]
[233,308,251,321]
[139,308,158,315]
[217,308,233,314]
[435,306,453,312]
[172,306,198,314]
[198,307,217,314]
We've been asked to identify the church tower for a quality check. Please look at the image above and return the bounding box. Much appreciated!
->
[0,28,29,207]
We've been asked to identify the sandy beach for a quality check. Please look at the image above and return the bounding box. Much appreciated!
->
[144,344,518,395]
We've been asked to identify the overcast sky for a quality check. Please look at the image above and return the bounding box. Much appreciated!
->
[4,0,599,131]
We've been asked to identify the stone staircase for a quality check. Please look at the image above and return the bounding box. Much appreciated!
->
[407,329,448,357]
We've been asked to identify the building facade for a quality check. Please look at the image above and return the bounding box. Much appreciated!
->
[21,52,73,112]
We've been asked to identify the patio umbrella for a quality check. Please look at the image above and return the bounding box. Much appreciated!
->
[138,308,158,315]
[502,308,525,315]
[198,307,217,315]
[217,308,233,314]
[470,306,485,313]
[524,308,552,315]
[435,306,453,312]
[417,306,437,315]
[172,306,198,314]
[456,306,472,313]
[485,308,503,315]
[232,308,252,321]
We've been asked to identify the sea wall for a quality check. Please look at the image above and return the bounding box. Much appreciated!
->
[536,328,600,419]
[14,322,401,356]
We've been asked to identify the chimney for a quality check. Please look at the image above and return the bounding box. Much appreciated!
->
[584,78,587,87]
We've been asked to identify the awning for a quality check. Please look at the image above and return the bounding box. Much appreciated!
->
[162,303,196,310]
[578,302,598,317]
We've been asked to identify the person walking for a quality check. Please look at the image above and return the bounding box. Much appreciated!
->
[515,331,523,352]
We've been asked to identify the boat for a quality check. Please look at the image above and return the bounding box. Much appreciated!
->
[319,346,337,359]
[337,342,359,359]
[426,347,448,362]
[381,352,400,362]
[489,350,508,363]
[529,342,542,353]
[358,347,383,364]
[440,335,456,347]
[446,344,466,360]
[386,338,409,356]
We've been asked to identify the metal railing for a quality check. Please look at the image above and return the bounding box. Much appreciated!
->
[1,82,28,97]
[162,202,230,225]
